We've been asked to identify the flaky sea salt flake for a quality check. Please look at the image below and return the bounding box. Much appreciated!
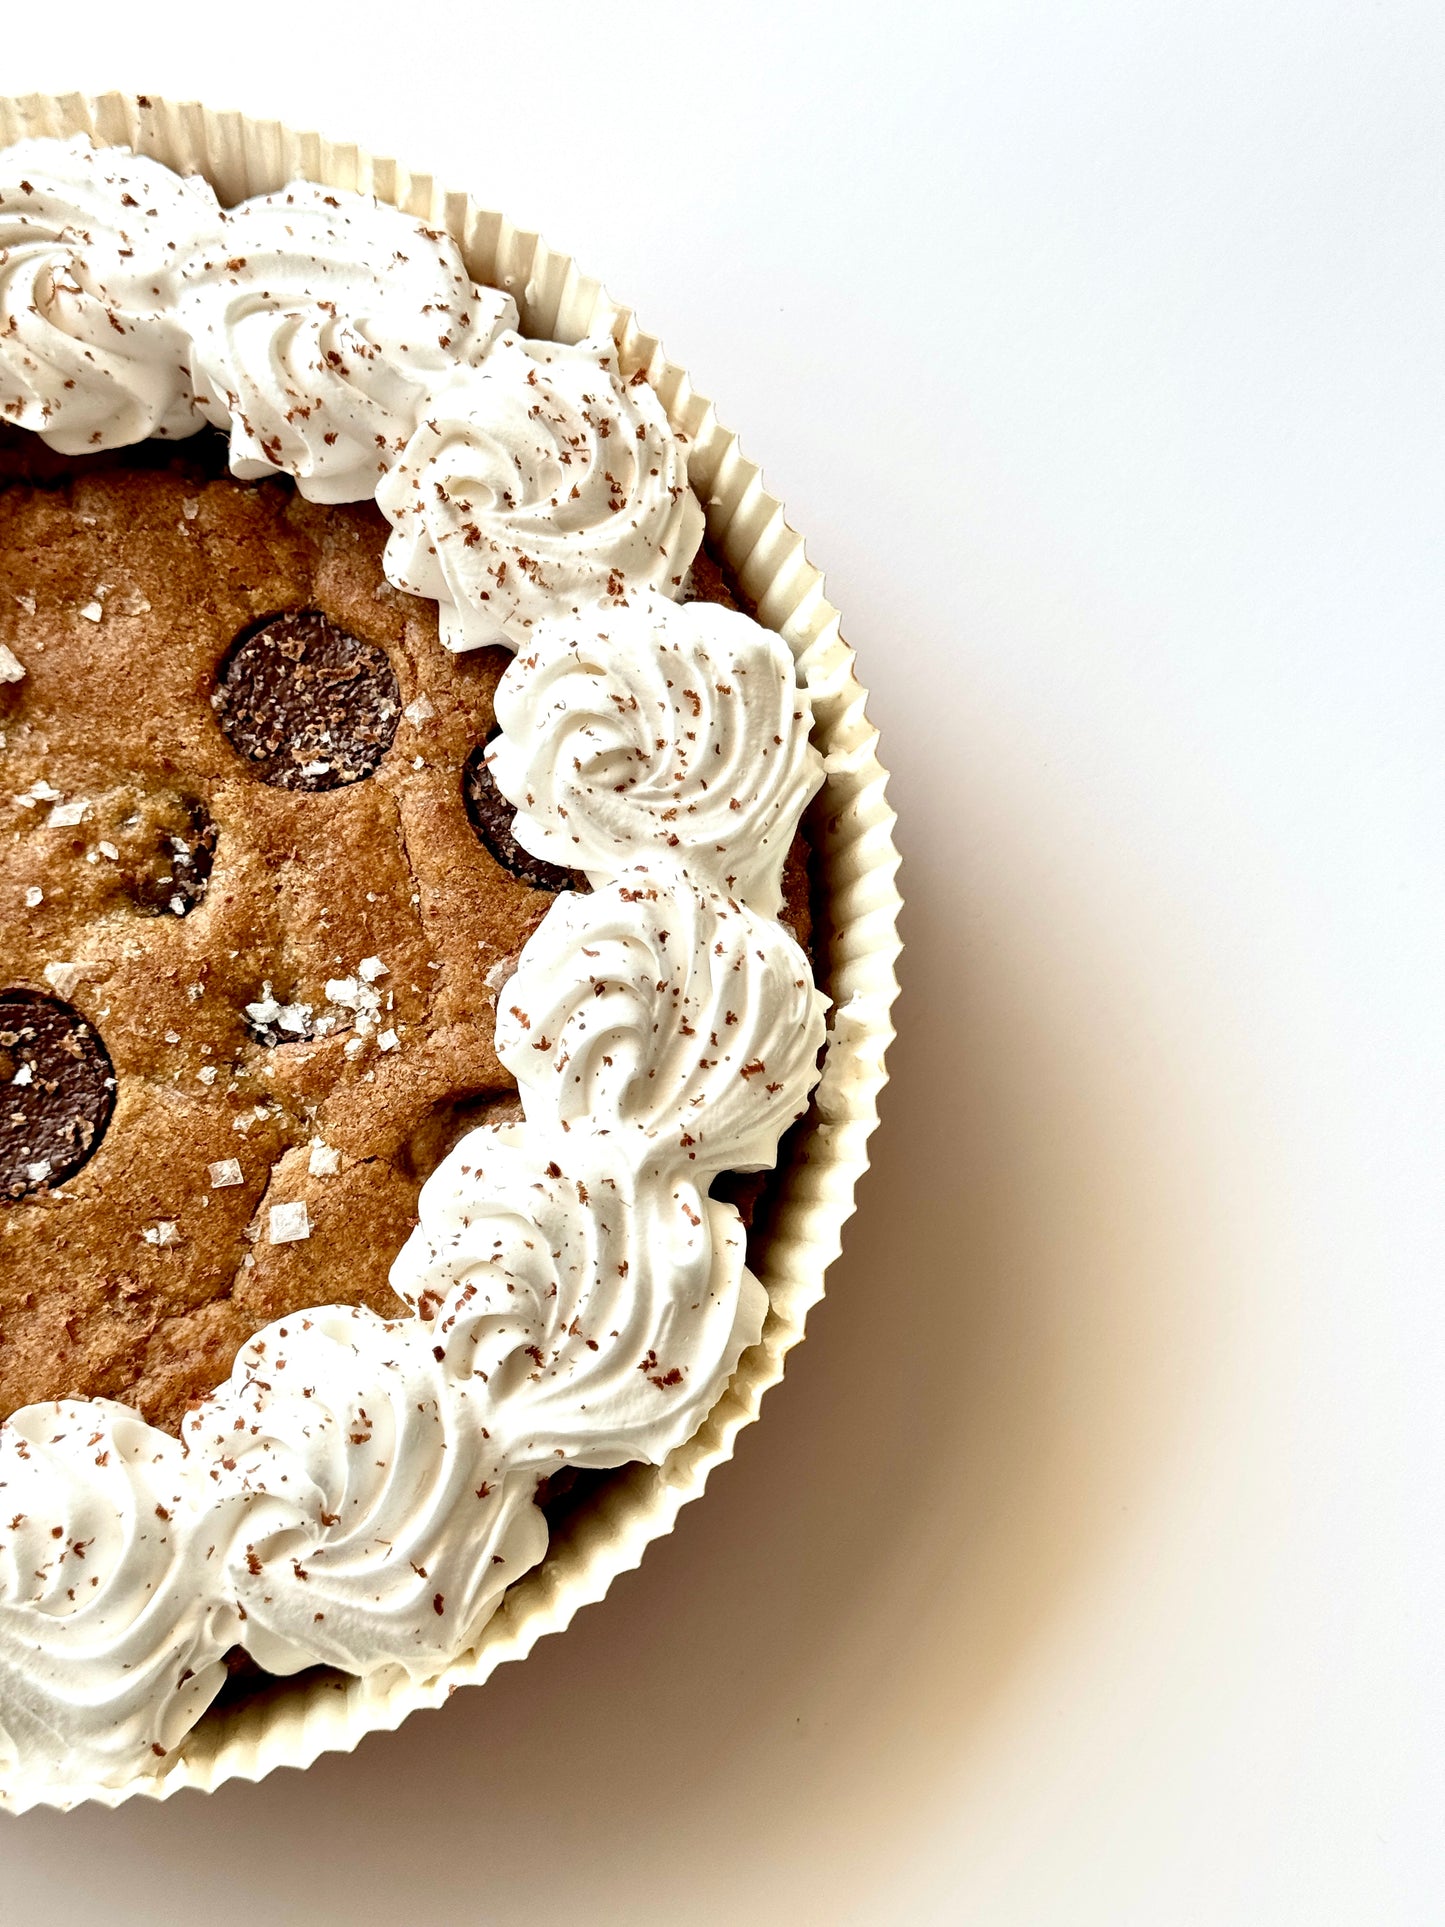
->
[15,779,61,809]
[0,644,24,683]
[268,1201,311,1245]
[245,984,283,1027]
[42,960,88,998]
[207,1159,243,1189]
[308,1140,342,1178]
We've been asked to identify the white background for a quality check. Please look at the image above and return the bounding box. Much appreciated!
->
[3,4,1442,1921]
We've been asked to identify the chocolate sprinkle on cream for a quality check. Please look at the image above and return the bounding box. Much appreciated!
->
[0,989,116,1199]
[212,609,400,791]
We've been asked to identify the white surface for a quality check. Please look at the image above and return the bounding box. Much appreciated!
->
[3,4,1442,1920]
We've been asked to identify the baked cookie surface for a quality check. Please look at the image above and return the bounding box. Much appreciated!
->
[0,439,561,1429]
[0,438,808,1432]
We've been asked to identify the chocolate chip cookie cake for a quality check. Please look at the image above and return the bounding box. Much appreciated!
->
[0,124,868,1804]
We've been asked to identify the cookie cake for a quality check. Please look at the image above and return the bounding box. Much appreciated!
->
[0,96,899,1810]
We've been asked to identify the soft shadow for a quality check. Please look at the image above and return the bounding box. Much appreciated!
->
[6,813,1214,1926]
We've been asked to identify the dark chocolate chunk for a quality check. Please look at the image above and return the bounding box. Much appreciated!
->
[212,609,400,791]
[0,990,116,1200]
[122,792,217,917]
[463,731,584,893]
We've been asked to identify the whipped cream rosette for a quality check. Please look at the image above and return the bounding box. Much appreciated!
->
[495,865,828,1173]
[392,1124,767,1470]
[0,1402,242,1787]
[175,180,517,503]
[182,1308,546,1680]
[375,332,703,651]
[0,136,217,452]
[488,595,825,918]
[0,110,896,1814]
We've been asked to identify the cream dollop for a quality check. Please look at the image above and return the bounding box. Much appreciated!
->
[175,181,516,503]
[495,864,828,1173]
[375,332,702,651]
[488,595,824,918]
[0,1401,240,1787]
[0,136,217,453]
[184,1306,545,1679]
[392,1124,767,1468]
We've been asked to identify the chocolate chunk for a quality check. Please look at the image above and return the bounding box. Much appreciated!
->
[0,991,115,1200]
[463,731,583,893]
[121,792,217,917]
[212,609,400,791]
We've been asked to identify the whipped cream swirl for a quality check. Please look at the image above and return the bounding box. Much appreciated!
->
[375,333,703,651]
[488,595,824,918]
[184,1306,545,1679]
[0,1402,240,1788]
[176,181,516,503]
[392,1124,766,1469]
[496,865,828,1173]
[0,137,217,453]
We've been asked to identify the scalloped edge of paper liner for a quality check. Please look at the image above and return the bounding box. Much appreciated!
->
[0,90,903,1814]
